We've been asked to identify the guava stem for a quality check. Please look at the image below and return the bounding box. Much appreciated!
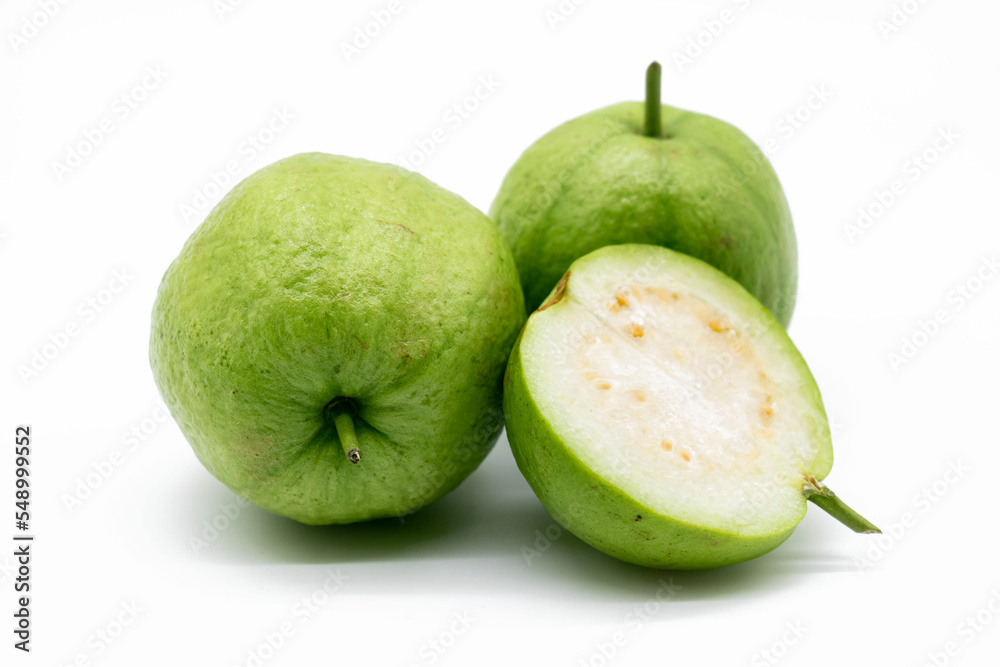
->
[331,408,361,464]
[644,61,662,138]
[803,476,880,533]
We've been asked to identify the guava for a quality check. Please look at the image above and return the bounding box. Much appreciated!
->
[503,244,878,569]
[490,62,798,326]
[150,153,525,524]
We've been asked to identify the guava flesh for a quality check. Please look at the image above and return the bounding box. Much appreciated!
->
[505,244,833,568]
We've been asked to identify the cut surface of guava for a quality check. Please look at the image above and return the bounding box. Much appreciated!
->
[519,245,831,537]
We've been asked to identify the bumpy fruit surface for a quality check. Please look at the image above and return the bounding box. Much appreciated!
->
[491,64,797,326]
[151,153,525,524]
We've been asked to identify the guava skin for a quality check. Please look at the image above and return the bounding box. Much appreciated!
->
[503,245,831,569]
[490,102,798,327]
[151,153,525,524]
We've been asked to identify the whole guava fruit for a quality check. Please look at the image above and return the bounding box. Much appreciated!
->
[490,63,797,326]
[504,244,878,569]
[151,153,525,524]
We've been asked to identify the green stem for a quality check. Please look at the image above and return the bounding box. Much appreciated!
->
[803,476,880,533]
[644,61,662,138]
[329,404,361,464]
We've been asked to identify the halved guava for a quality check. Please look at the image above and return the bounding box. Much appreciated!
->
[504,244,877,569]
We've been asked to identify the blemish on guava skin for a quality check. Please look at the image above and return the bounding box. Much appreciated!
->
[376,219,415,235]
[635,515,642,521]
[718,234,735,250]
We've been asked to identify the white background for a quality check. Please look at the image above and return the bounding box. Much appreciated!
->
[3,1,999,665]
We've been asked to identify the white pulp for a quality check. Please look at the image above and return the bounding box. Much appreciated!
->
[522,266,826,535]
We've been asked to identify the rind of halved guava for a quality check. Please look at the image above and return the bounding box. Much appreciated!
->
[504,244,833,569]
